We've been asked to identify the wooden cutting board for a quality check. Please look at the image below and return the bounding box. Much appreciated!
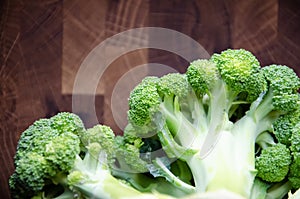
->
[1,0,300,198]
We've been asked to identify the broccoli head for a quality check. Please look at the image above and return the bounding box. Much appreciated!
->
[255,143,292,182]
[9,112,85,199]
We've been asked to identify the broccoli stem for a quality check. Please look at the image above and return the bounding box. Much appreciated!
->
[186,154,207,192]
[206,81,228,126]
[158,80,260,198]
[52,190,76,199]
[197,129,256,198]
[111,169,156,192]
[187,115,258,197]
[70,155,176,199]
[153,158,196,193]
[70,173,142,199]
[266,181,292,199]
[157,123,197,160]
[200,80,236,158]
[252,90,274,122]
[256,131,276,149]
[186,93,208,131]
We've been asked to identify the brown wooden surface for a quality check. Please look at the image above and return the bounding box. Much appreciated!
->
[1,0,300,198]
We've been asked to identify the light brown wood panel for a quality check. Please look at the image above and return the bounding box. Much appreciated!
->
[102,0,149,133]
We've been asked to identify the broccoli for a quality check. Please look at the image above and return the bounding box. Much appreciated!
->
[9,113,180,199]
[9,113,84,198]
[9,48,300,199]
[124,49,300,198]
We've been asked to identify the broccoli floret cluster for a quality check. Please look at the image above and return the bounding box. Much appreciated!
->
[9,113,84,198]
[9,112,183,199]
[124,49,300,198]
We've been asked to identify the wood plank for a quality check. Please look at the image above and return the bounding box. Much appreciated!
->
[102,0,149,132]
[148,0,231,71]
[62,0,108,95]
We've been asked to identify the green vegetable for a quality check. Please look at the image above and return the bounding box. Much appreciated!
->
[124,49,300,198]
[9,113,84,198]
[9,49,300,199]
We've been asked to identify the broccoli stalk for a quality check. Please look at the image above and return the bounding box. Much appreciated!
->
[67,143,174,199]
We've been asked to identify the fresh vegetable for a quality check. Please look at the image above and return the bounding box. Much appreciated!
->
[124,49,300,198]
[9,49,300,199]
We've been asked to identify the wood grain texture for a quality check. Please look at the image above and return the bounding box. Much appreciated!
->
[226,0,279,53]
[102,0,149,132]
[1,1,300,198]
[1,1,22,198]
[1,1,72,198]
[148,0,231,73]
[62,0,108,95]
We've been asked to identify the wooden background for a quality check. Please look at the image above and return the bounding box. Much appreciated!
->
[1,0,300,198]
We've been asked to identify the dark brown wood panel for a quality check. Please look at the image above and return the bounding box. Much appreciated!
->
[1,1,22,198]
[0,1,67,198]
[148,0,231,71]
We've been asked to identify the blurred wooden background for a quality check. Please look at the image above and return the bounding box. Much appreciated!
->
[1,0,300,198]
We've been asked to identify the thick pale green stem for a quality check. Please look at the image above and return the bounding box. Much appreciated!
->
[160,98,206,152]
[186,154,207,192]
[157,123,197,160]
[71,159,175,199]
[249,90,274,122]
[187,126,257,198]
[200,81,234,158]
[186,92,208,132]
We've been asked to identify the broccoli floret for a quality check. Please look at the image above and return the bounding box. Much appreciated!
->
[44,132,81,172]
[50,112,86,137]
[255,143,291,182]
[211,49,267,102]
[186,59,219,96]
[9,113,84,199]
[289,162,300,190]
[114,134,148,173]
[128,76,161,132]
[82,124,116,161]
[273,105,300,146]
[9,153,49,196]
[252,65,300,123]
